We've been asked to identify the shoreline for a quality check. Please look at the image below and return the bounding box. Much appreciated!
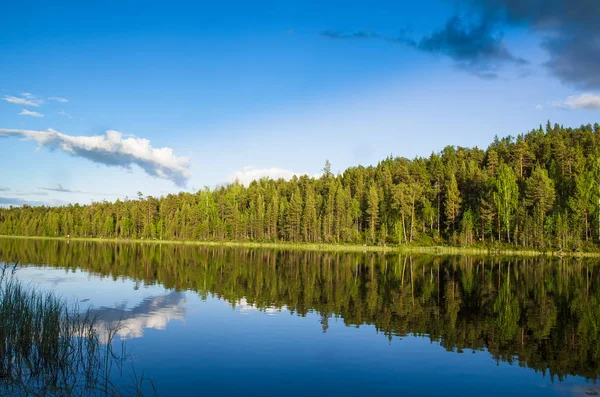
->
[2,235,600,257]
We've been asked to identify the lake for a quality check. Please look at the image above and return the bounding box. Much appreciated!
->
[1,237,599,396]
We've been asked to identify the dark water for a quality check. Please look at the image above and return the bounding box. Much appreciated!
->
[1,238,599,396]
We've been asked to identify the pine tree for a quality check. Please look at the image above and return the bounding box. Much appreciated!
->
[288,185,303,242]
[302,185,318,242]
[367,184,379,244]
[493,164,519,243]
[525,166,555,244]
[445,174,461,232]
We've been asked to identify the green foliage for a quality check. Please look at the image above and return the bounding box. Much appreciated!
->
[493,164,519,243]
[3,123,600,249]
[445,174,462,231]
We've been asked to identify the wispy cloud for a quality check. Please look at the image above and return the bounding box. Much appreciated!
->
[14,191,49,197]
[48,96,69,103]
[39,184,74,193]
[535,104,543,110]
[221,166,320,186]
[38,184,120,197]
[58,111,71,117]
[0,197,37,206]
[0,196,67,207]
[0,128,191,186]
[19,109,44,117]
[552,93,600,110]
[322,30,381,40]
[0,187,9,192]
[3,95,43,107]
[3,93,68,107]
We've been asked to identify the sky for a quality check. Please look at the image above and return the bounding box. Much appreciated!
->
[1,0,599,206]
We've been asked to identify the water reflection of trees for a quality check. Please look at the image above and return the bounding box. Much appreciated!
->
[1,238,599,381]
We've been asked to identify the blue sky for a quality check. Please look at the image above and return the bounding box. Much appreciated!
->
[1,0,599,205]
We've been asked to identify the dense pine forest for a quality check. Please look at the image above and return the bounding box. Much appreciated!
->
[2,122,600,251]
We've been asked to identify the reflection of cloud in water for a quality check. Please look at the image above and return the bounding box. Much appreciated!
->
[552,383,600,396]
[235,298,286,316]
[91,291,186,341]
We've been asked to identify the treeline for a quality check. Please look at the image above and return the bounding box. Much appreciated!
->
[2,238,599,380]
[2,122,600,249]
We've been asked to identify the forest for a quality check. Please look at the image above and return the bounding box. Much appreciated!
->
[2,122,600,250]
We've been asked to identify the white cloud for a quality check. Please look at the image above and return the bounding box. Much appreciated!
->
[0,128,191,186]
[535,104,543,110]
[48,96,69,103]
[235,298,286,316]
[58,110,70,117]
[221,166,320,186]
[552,93,600,110]
[3,93,68,106]
[19,109,44,117]
[3,95,42,107]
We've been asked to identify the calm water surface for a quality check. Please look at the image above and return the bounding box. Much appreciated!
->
[1,238,599,396]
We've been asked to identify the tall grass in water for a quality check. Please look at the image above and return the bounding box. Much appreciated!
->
[0,264,155,396]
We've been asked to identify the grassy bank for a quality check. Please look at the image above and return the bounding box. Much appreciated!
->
[0,265,154,396]
[2,234,600,257]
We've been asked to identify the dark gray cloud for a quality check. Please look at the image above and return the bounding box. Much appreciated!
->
[543,35,600,89]
[324,1,599,87]
[459,0,600,88]
[417,16,527,78]
[322,30,380,40]
[461,0,599,29]
[322,17,527,79]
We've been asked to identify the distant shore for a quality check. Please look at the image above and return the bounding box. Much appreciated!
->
[2,234,600,257]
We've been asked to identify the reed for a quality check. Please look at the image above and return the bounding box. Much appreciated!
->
[0,264,155,396]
